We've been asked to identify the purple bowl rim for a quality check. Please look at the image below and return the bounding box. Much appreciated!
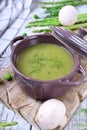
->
[11,33,80,83]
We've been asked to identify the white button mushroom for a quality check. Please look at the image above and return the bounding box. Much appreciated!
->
[35,99,67,130]
[59,5,78,26]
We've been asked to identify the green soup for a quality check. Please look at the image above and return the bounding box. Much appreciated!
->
[16,43,74,80]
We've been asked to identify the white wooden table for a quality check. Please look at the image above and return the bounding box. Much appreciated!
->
[0,1,87,130]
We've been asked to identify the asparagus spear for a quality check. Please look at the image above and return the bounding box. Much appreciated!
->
[39,0,74,4]
[66,22,87,30]
[26,13,87,28]
[32,28,52,33]
[42,0,87,9]
[32,22,87,33]
[27,13,87,33]
[0,121,17,127]
[41,0,87,17]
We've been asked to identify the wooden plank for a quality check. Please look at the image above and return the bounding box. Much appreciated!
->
[0,58,87,130]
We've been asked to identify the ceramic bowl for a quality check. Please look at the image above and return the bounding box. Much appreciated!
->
[10,34,85,100]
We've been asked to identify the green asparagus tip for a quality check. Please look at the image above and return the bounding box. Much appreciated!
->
[32,28,52,33]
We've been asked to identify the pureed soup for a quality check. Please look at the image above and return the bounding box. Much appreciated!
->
[16,43,74,80]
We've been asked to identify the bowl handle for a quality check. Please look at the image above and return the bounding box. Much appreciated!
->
[10,36,25,51]
[60,65,85,87]
[78,27,87,38]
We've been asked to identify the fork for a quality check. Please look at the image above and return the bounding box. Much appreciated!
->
[51,26,87,58]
